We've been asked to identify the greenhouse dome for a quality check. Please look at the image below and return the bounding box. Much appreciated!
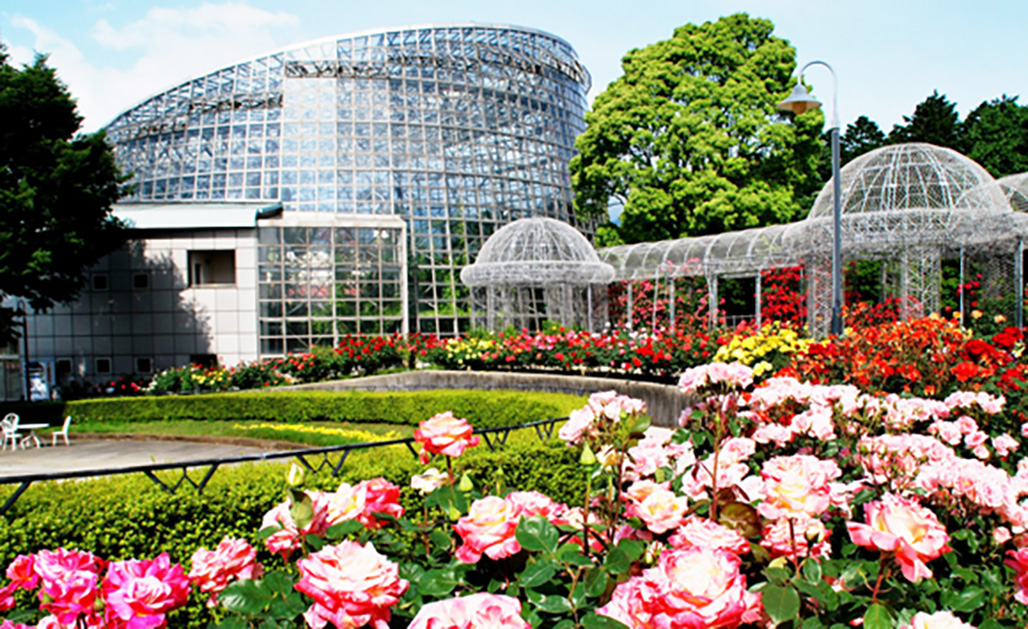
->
[461,217,613,331]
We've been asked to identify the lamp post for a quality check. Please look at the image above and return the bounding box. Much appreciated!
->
[15,299,30,402]
[778,61,844,337]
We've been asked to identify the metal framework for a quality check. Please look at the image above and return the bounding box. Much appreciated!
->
[593,143,1024,336]
[105,24,592,340]
[461,217,613,331]
[0,417,562,517]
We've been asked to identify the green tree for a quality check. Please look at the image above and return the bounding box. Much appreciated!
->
[887,90,962,149]
[0,45,127,342]
[570,13,824,243]
[961,95,1028,178]
[841,115,886,165]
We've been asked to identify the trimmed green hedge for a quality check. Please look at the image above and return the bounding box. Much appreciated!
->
[0,438,586,627]
[17,389,584,428]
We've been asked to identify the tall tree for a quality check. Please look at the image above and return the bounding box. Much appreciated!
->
[841,115,887,164]
[0,45,127,342]
[570,13,824,243]
[961,95,1028,178]
[887,90,961,149]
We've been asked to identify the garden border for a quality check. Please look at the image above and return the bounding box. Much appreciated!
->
[273,370,686,426]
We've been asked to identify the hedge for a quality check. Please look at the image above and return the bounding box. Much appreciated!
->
[1,390,585,429]
[0,437,586,628]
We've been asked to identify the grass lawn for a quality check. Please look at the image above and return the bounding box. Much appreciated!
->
[67,419,412,447]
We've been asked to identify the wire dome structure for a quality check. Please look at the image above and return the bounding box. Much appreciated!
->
[461,217,614,331]
[594,143,1027,337]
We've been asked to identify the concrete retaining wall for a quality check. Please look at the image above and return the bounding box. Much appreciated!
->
[276,370,687,427]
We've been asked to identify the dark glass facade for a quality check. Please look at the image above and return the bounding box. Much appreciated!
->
[105,23,591,342]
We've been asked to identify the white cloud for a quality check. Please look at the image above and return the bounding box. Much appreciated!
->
[8,3,300,131]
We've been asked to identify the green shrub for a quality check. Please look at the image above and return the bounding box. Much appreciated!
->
[62,389,583,428]
[0,437,585,628]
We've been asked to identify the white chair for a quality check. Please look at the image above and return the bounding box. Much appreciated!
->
[1,414,21,451]
[52,416,71,447]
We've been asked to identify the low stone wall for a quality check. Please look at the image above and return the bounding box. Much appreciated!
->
[277,370,686,427]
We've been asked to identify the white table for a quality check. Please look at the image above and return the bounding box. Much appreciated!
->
[18,424,48,449]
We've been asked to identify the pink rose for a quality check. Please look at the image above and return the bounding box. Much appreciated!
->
[993,434,1020,458]
[454,496,522,563]
[295,540,408,629]
[408,593,530,629]
[847,494,951,583]
[1006,548,1028,604]
[415,411,480,464]
[558,406,596,444]
[668,517,749,555]
[0,620,34,629]
[758,455,841,521]
[33,549,105,625]
[102,553,190,629]
[900,611,975,628]
[504,491,567,521]
[326,478,405,530]
[598,546,761,628]
[0,582,16,612]
[189,537,263,607]
[623,481,688,535]
[410,468,447,494]
[261,491,331,560]
[6,554,37,590]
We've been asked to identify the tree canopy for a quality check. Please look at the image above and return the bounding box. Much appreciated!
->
[962,95,1028,178]
[570,13,824,244]
[0,45,126,342]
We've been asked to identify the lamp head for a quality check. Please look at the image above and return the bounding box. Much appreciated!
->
[777,83,822,115]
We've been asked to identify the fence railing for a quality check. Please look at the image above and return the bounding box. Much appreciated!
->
[0,416,564,517]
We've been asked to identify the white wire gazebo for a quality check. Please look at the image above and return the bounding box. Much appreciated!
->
[597,143,1021,337]
[461,217,614,331]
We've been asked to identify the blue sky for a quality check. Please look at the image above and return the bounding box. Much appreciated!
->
[2,1,1025,134]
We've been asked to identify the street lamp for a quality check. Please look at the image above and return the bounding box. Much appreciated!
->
[778,61,844,337]
[14,299,30,402]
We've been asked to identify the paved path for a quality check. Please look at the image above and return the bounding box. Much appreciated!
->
[0,438,276,478]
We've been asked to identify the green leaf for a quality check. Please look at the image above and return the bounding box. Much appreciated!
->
[306,533,325,551]
[942,586,988,612]
[762,583,800,626]
[520,559,558,588]
[325,519,363,538]
[584,568,608,597]
[255,525,282,540]
[863,603,892,629]
[429,530,453,552]
[220,579,274,616]
[289,493,314,532]
[802,560,823,584]
[263,571,293,596]
[629,414,651,435]
[556,543,594,567]
[419,568,463,597]
[516,516,559,554]
[581,612,630,629]
[533,593,572,614]
[214,619,249,629]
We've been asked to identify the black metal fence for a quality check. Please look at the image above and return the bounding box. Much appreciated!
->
[0,417,564,517]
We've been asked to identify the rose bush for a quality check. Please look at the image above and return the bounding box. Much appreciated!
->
[11,339,1028,627]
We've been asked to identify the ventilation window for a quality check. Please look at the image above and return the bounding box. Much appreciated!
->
[92,274,109,291]
[133,273,150,289]
[95,358,112,374]
[56,359,72,375]
[188,250,236,286]
[135,357,153,373]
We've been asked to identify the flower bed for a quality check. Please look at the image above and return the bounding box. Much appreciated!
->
[7,361,1028,627]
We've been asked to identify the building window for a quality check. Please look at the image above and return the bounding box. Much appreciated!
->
[188,250,236,286]
[95,358,112,374]
[92,274,109,291]
[135,357,153,373]
[133,273,150,289]
[56,359,72,375]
